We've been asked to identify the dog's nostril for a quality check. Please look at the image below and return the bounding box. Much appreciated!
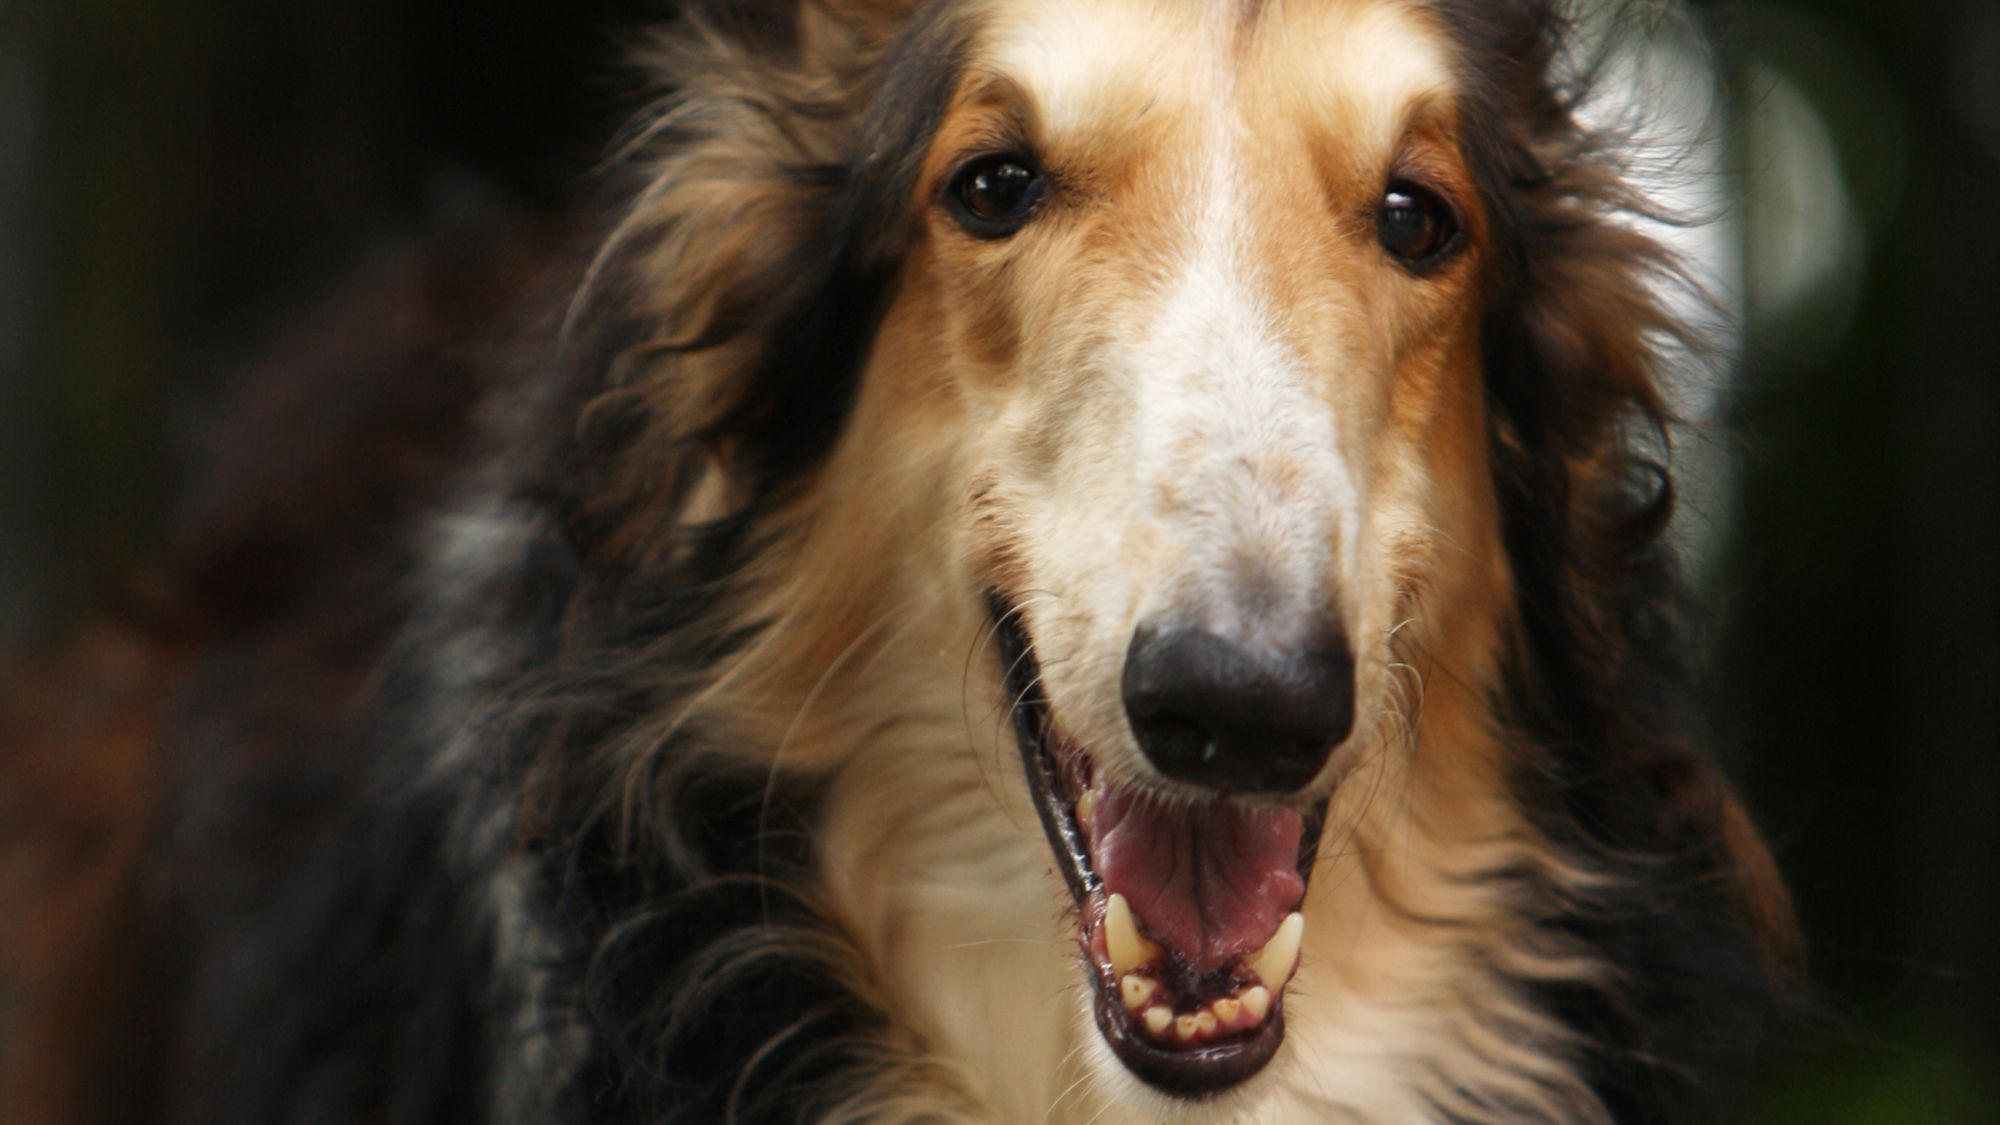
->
[1131,715,1211,770]
[1120,620,1356,795]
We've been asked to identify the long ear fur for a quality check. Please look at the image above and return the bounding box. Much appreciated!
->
[497,8,987,1119]
[1438,0,1798,1108]
[554,0,964,571]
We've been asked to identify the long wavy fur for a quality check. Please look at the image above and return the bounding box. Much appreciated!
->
[0,2,1794,1122]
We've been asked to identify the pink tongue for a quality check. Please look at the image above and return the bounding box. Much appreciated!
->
[1088,784,1304,974]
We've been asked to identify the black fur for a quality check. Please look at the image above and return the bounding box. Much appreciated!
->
[196,6,992,1122]
[4,2,1788,1122]
[1440,2,1790,1117]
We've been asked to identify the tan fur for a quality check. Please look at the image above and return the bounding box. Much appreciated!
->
[595,1,1650,1120]
[0,3,1794,1121]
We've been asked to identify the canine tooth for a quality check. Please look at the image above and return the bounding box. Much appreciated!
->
[1104,894,1155,973]
[1241,986,1272,1025]
[1119,974,1157,1011]
[1175,1014,1201,1042]
[1248,912,1304,987]
[1144,1006,1173,1037]
[1212,997,1241,1026]
[1075,786,1096,829]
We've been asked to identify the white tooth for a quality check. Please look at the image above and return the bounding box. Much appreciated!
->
[1075,786,1097,829]
[1248,912,1304,987]
[1195,1010,1218,1036]
[1104,894,1154,973]
[1212,997,1241,1026]
[1175,1014,1201,1042]
[1241,986,1272,1025]
[1120,974,1157,1011]
[1144,1006,1173,1037]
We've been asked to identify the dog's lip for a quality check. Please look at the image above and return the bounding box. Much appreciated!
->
[1088,967,1289,1096]
[992,597,1327,1098]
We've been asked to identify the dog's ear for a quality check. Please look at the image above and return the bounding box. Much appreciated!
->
[1487,199,1804,984]
[1456,10,1804,988]
[562,0,968,555]
[1511,213,1679,445]
[1487,242,1806,993]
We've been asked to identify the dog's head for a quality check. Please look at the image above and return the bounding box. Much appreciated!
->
[923,0,1502,1093]
[587,0,1786,1110]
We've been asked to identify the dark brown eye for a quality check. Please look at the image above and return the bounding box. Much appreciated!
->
[946,155,1044,238]
[1377,181,1461,270]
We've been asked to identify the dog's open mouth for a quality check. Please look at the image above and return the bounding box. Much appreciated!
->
[993,602,1327,1097]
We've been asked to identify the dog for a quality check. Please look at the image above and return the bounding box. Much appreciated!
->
[0,0,1797,1121]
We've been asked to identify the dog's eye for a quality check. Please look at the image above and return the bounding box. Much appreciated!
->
[946,155,1044,238]
[1377,181,1460,270]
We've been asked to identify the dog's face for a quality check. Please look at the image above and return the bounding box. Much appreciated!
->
[876,0,1505,1099]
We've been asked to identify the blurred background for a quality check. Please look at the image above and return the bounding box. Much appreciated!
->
[0,0,1993,1119]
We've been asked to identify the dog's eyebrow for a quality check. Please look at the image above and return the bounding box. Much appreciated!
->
[1396,91,1460,142]
[949,70,1041,146]
[1382,94,1468,186]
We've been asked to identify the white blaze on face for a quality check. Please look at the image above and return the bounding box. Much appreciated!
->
[959,2,1473,765]
[1121,57,1362,649]
[875,3,1523,1118]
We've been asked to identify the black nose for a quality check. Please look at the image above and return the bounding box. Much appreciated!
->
[1120,620,1355,795]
